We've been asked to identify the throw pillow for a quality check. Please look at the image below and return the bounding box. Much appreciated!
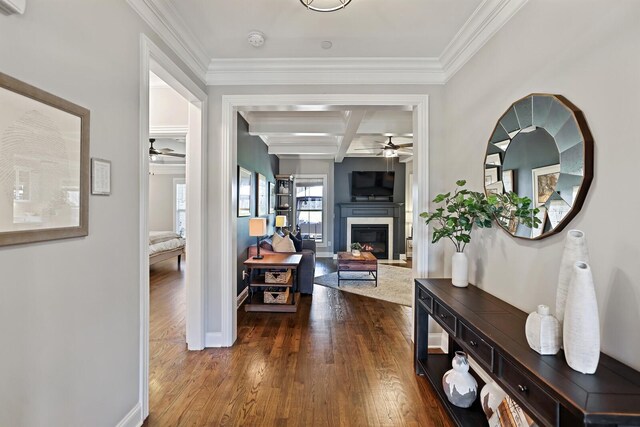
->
[273,234,296,253]
[259,237,273,252]
[289,231,303,252]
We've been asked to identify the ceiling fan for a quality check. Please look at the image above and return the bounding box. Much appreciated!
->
[355,136,413,157]
[149,138,185,160]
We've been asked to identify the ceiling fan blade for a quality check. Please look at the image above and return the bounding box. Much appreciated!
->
[395,143,413,148]
[161,152,186,158]
[158,147,175,153]
[353,147,382,151]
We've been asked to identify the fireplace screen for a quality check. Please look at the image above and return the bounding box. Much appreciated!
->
[351,225,389,259]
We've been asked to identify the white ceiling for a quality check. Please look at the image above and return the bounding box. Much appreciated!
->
[166,0,483,59]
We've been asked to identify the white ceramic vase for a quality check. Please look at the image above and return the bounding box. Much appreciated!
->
[557,230,590,324]
[351,249,361,256]
[563,261,600,374]
[525,305,561,355]
[480,381,506,419]
[442,351,478,408]
[451,252,468,288]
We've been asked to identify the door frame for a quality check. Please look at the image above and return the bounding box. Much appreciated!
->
[138,34,208,418]
[219,94,429,346]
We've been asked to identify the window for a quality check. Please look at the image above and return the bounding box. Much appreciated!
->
[174,178,186,237]
[295,176,326,245]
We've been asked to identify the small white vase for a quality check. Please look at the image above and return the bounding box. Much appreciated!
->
[442,351,478,408]
[351,249,361,256]
[563,261,600,374]
[451,252,468,287]
[557,230,589,324]
[525,305,561,355]
[480,381,506,419]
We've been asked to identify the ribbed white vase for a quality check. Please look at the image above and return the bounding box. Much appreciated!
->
[525,305,561,355]
[563,261,600,374]
[451,252,468,288]
[557,230,590,324]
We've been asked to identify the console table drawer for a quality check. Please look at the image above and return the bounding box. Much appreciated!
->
[417,287,433,313]
[459,322,493,372]
[433,300,457,335]
[498,355,557,426]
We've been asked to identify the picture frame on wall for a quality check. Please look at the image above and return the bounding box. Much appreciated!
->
[485,167,499,185]
[91,158,111,195]
[237,166,252,217]
[486,153,502,166]
[532,164,561,206]
[0,72,90,247]
[268,181,276,214]
[257,173,267,217]
[502,169,514,193]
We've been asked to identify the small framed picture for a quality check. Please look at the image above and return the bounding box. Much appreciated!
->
[532,164,560,206]
[486,153,502,166]
[486,180,504,195]
[257,173,267,217]
[237,166,252,217]
[91,158,111,195]
[485,167,499,185]
[502,170,514,193]
[268,181,276,214]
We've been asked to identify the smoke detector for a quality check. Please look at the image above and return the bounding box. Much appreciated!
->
[247,31,266,48]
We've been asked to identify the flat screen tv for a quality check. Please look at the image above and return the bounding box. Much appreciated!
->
[351,171,395,197]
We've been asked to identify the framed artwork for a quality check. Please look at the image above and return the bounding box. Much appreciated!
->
[485,167,498,185]
[547,200,570,228]
[0,72,90,247]
[257,173,267,217]
[532,164,560,206]
[486,180,504,195]
[268,181,276,214]
[237,166,251,217]
[91,158,111,195]
[502,170,514,193]
[486,153,502,166]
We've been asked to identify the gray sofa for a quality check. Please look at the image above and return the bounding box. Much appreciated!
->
[247,239,316,295]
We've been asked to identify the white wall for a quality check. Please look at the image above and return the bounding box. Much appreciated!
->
[279,158,335,255]
[441,0,640,370]
[150,84,189,129]
[0,1,204,426]
[149,174,184,231]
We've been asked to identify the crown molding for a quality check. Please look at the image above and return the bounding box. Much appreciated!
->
[127,0,209,81]
[440,0,529,81]
[149,163,186,175]
[206,57,445,86]
[149,125,189,141]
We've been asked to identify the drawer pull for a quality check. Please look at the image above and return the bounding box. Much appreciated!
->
[439,314,447,319]
[518,384,528,393]
[469,340,478,347]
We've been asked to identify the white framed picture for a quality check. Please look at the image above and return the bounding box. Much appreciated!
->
[486,153,502,166]
[502,170,514,193]
[237,166,251,217]
[257,173,267,217]
[485,167,499,185]
[486,180,504,195]
[91,158,111,195]
[532,164,560,206]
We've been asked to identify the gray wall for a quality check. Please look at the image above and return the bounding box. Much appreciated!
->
[149,173,185,232]
[442,1,640,371]
[279,158,335,256]
[0,1,205,425]
[333,158,406,256]
[237,114,279,295]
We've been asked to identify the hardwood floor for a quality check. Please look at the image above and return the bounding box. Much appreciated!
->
[146,257,450,426]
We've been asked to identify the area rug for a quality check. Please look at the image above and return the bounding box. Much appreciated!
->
[314,264,413,307]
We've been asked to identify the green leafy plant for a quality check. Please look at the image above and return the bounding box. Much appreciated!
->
[350,242,363,251]
[419,180,540,252]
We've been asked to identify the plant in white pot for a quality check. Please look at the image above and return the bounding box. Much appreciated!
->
[420,180,539,287]
[350,242,363,256]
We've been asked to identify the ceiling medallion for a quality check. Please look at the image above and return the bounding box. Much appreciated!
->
[300,0,351,12]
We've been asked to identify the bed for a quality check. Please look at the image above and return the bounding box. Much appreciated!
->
[149,231,185,269]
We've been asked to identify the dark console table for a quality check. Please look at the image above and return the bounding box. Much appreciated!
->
[414,278,640,427]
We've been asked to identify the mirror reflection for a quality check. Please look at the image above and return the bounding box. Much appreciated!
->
[484,94,593,240]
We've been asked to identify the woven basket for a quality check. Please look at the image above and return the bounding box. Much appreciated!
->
[264,287,290,304]
[265,269,291,284]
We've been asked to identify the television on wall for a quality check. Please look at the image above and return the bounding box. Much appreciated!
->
[351,171,395,197]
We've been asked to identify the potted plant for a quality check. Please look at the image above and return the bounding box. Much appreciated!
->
[420,180,539,287]
[350,242,363,256]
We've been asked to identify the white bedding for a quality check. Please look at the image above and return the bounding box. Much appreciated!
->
[149,237,185,255]
[149,231,181,245]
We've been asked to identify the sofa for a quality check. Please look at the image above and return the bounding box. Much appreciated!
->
[247,238,316,295]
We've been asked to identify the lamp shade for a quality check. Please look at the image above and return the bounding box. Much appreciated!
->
[249,218,267,237]
[275,215,287,227]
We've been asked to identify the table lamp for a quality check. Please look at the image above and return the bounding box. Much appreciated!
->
[275,215,287,233]
[249,217,267,259]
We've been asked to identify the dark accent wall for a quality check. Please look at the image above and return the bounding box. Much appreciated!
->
[237,114,279,295]
[333,158,406,257]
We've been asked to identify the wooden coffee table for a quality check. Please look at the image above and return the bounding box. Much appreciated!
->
[337,251,378,287]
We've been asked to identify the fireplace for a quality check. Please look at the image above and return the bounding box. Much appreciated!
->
[351,225,389,259]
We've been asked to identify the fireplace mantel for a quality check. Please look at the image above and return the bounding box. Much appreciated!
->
[338,202,404,218]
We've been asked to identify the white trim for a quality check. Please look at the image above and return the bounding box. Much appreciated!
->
[346,217,394,261]
[126,0,208,81]
[149,124,189,141]
[149,163,186,175]
[205,332,224,347]
[221,94,429,348]
[237,286,249,308]
[440,0,529,81]
[115,403,143,427]
[207,57,444,86]
[173,178,186,236]
[400,254,407,261]
[428,333,446,349]
[138,34,208,420]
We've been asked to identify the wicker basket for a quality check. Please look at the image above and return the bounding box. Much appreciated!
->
[264,287,290,304]
[265,269,292,284]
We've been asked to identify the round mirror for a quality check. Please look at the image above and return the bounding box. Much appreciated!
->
[484,94,593,239]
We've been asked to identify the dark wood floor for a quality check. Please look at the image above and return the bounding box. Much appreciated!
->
[145,257,450,426]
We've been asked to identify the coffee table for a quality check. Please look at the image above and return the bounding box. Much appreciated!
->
[337,251,378,287]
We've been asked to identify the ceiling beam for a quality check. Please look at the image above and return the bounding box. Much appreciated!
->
[335,110,366,163]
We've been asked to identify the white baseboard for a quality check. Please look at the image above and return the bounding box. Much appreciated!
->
[205,332,223,347]
[115,402,142,427]
[427,333,445,349]
[315,251,335,258]
[400,254,407,261]
[237,286,248,308]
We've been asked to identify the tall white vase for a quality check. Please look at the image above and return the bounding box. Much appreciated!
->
[563,261,600,374]
[556,230,590,324]
[451,252,468,288]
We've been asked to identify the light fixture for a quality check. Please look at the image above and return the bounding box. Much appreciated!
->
[249,218,267,259]
[300,0,351,12]
[383,147,397,158]
[275,215,287,233]
[247,31,265,48]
